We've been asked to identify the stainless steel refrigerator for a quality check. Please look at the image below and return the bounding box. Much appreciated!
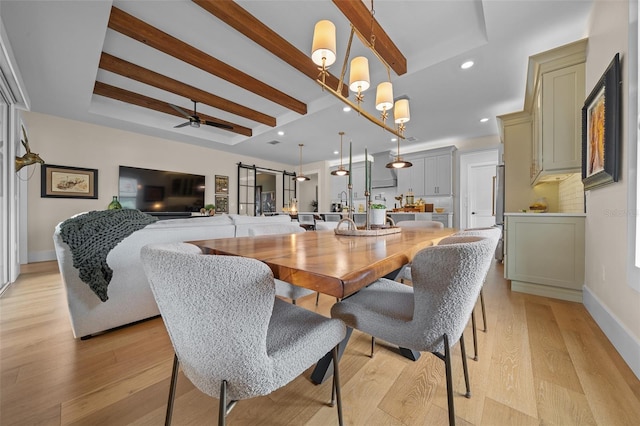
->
[494,164,505,261]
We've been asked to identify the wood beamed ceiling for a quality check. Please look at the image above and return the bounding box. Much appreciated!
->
[93,0,407,138]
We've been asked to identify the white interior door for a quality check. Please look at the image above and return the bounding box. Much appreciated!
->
[468,163,496,228]
[0,96,7,292]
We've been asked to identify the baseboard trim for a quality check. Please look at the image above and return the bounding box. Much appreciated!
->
[583,285,640,380]
[511,280,582,302]
[28,250,56,263]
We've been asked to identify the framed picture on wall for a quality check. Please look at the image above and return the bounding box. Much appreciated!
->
[215,195,228,213]
[41,164,98,199]
[215,175,229,194]
[581,53,621,190]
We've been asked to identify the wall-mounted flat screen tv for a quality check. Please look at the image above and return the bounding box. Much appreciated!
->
[119,166,205,216]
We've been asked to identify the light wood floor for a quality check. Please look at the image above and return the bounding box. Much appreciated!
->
[2,260,639,425]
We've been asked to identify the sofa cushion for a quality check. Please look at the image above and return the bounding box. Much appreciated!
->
[229,214,292,225]
[231,214,293,237]
[150,214,233,228]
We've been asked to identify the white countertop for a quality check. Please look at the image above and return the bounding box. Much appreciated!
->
[505,212,586,217]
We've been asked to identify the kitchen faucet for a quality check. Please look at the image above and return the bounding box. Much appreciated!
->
[338,191,348,207]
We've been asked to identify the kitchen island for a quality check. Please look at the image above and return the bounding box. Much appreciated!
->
[504,212,585,302]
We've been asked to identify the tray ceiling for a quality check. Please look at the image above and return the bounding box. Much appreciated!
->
[1,0,593,166]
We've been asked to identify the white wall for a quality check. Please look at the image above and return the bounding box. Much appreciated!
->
[297,173,318,212]
[583,0,640,379]
[23,111,291,262]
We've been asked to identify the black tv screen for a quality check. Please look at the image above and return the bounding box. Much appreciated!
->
[118,166,205,216]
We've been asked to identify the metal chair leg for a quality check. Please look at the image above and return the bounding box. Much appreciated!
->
[480,288,487,332]
[459,333,471,398]
[219,380,227,426]
[370,336,375,358]
[316,292,320,306]
[331,346,344,426]
[471,311,478,361]
[442,334,456,426]
[165,354,179,426]
[330,377,336,406]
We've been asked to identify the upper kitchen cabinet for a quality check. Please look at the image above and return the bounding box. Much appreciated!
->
[396,146,455,197]
[350,163,366,199]
[396,156,425,197]
[424,147,455,196]
[526,39,587,185]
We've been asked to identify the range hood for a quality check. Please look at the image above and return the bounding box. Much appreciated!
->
[371,151,397,188]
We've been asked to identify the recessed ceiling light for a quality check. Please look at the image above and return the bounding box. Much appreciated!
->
[277,130,285,136]
[480,117,489,123]
[343,106,351,112]
[333,150,339,155]
[461,60,474,70]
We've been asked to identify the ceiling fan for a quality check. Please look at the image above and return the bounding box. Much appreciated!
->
[169,100,233,130]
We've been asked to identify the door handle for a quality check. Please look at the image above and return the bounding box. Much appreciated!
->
[471,212,476,215]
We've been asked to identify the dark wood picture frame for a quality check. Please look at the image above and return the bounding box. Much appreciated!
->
[41,164,98,199]
[215,195,228,213]
[582,53,621,190]
[215,175,229,194]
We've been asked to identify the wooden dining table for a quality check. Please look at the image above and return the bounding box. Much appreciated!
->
[189,226,456,384]
[190,227,456,299]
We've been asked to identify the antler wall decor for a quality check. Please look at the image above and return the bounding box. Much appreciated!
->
[15,126,44,172]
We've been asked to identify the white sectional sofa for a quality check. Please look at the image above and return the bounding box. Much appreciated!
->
[53,213,295,338]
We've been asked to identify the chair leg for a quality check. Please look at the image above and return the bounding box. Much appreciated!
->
[219,380,228,426]
[459,333,471,398]
[471,311,478,361]
[331,346,344,426]
[480,288,487,332]
[370,336,375,358]
[292,299,297,305]
[165,354,179,426]
[330,377,336,406]
[316,292,320,306]
[443,334,456,426]
[218,381,237,425]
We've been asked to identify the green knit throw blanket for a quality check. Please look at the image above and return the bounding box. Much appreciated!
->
[60,209,158,302]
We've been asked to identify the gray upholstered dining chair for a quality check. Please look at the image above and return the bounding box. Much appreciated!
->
[330,236,494,426]
[323,213,343,222]
[141,242,346,426]
[247,223,317,304]
[448,227,501,361]
[315,221,339,230]
[297,213,316,230]
[395,220,445,229]
[394,220,445,283]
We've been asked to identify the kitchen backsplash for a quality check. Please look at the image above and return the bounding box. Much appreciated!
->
[558,173,584,213]
[367,191,453,212]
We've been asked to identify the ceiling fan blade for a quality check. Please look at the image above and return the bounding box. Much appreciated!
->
[203,120,233,130]
[169,103,192,119]
[174,121,191,128]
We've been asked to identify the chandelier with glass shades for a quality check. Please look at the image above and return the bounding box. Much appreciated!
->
[330,131,349,176]
[311,0,411,168]
[294,143,310,182]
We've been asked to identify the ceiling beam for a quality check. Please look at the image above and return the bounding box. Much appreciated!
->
[332,0,407,76]
[192,0,350,98]
[107,7,307,115]
[99,52,276,127]
[93,81,252,137]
